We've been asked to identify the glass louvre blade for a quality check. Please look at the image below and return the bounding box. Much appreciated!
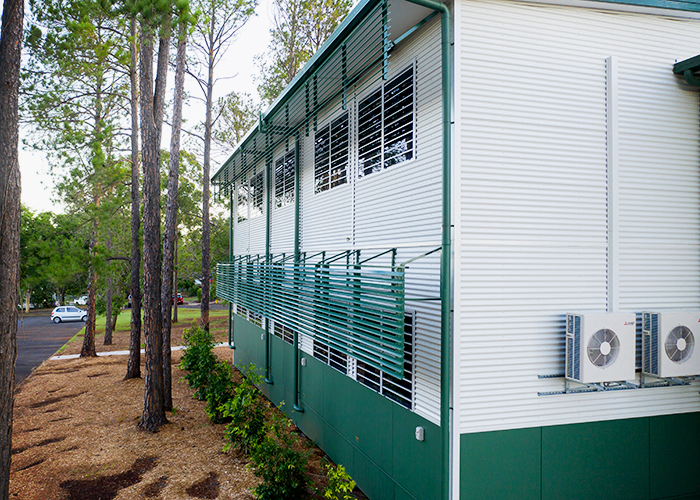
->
[274,157,285,207]
[358,88,382,177]
[314,126,330,193]
[283,151,295,206]
[237,182,249,221]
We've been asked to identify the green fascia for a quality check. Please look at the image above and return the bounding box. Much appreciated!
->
[592,0,700,11]
[673,54,700,86]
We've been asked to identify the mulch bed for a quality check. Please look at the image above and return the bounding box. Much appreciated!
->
[10,314,367,500]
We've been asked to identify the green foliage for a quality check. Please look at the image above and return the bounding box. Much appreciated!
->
[221,365,267,455]
[257,0,351,104]
[179,326,217,400]
[204,360,235,423]
[20,205,89,306]
[249,407,311,500]
[197,287,202,302]
[212,92,258,149]
[323,464,356,500]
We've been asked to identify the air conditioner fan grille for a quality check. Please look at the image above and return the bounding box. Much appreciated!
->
[587,328,620,367]
[665,326,694,364]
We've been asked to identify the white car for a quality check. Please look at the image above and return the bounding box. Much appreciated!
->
[51,306,87,323]
[73,296,88,305]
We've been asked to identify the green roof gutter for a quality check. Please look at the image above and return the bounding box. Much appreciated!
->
[401,1,452,499]
[673,54,700,86]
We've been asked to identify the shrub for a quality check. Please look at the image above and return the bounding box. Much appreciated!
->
[179,326,217,400]
[221,364,267,455]
[196,287,202,302]
[323,464,356,500]
[204,360,235,424]
[249,408,310,500]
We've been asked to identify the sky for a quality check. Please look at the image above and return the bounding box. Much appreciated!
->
[19,0,274,214]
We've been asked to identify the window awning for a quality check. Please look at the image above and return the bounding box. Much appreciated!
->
[673,54,700,86]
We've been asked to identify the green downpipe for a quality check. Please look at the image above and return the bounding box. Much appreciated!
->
[265,156,273,384]
[229,189,235,349]
[402,2,452,499]
[293,134,304,412]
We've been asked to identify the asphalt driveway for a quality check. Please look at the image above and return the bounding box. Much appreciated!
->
[15,310,85,385]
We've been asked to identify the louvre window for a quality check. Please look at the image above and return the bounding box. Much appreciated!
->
[273,321,294,345]
[237,182,249,222]
[358,66,414,177]
[356,311,415,410]
[250,171,264,218]
[249,311,262,328]
[314,113,349,193]
[313,341,348,374]
[274,151,295,208]
[236,304,263,328]
[236,304,248,319]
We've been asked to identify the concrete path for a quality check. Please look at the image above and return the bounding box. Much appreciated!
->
[15,310,85,385]
[50,343,228,361]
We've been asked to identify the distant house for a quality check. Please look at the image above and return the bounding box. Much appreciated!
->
[213,0,700,498]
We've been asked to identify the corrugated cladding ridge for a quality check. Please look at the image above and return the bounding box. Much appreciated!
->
[457,0,700,433]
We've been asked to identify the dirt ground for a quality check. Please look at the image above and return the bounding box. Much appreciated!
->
[10,313,367,500]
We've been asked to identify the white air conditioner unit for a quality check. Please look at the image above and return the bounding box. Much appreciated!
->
[642,311,700,378]
[565,313,636,384]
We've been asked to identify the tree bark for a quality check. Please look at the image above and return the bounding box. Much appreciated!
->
[201,11,215,333]
[161,21,187,412]
[138,19,170,432]
[104,275,113,345]
[126,16,142,380]
[173,235,178,323]
[0,0,23,496]
[80,229,98,357]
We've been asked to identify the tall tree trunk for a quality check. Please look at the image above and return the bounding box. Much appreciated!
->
[81,226,98,357]
[24,289,30,314]
[0,0,23,495]
[126,16,142,380]
[173,235,178,323]
[138,20,170,432]
[104,275,113,345]
[161,21,187,412]
[201,14,215,333]
[81,67,104,359]
[104,236,114,345]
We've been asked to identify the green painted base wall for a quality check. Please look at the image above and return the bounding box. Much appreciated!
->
[461,412,700,500]
[231,316,441,500]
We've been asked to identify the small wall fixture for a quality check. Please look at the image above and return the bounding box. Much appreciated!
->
[415,426,425,441]
[301,358,307,367]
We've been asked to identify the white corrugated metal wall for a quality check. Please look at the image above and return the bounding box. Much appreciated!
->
[456,0,700,434]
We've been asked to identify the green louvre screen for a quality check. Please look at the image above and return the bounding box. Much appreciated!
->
[217,254,406,378]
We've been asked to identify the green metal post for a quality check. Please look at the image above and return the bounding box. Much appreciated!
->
[229,188,235,349]
[265,150,273,384]
[402,2,452,499]
[293,134,304,412]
